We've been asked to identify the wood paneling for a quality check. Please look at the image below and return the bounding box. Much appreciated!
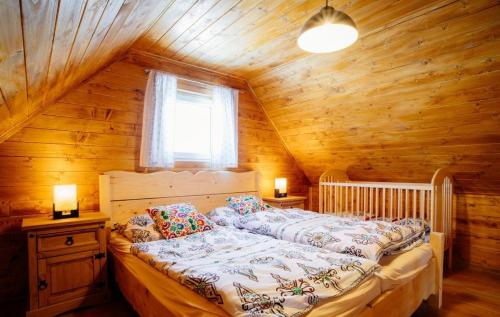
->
[0,0,173,143]
[0,52,308,301]
[0,0,497,296]
[454,194,500,272]
[130,0,499,195]
[0,52,307,218]
[249,0,500,197]
[136,0,499,272]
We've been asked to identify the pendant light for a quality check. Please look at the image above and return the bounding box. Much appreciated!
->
[297,0,358,53]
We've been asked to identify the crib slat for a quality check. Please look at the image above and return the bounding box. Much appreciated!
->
[351,186,354,213]
[405,189,409,219]
[420,190,425,224]
[429,190,432,222]
[413,190,417,221]
[332,185,335,213]
[364,188,368,213]
[345,185,348,212]
[339,186,343,213]
[382,189,386,219]
[389,188,394,220]
[357,187,360,212]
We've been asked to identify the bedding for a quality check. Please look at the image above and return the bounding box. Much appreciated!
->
[209,206,245,227]
[114,213,163,243]
[109,232,383,317]
[130,226,379,316]
[109,232,432,293]
[207,208,425,262]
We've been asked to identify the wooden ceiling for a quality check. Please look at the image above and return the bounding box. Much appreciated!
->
[0,0,173,142]
[134,0,500,194]
[0,0,499,193]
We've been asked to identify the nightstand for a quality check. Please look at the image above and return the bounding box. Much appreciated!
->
[22,212,110,317]
[263,196,307,209]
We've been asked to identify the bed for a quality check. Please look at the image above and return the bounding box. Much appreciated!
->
[99,170,444,316]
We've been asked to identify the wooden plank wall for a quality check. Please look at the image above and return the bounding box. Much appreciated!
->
[130,0,500,272]
[455,194,500,271]
[249,1,500,272]
[0,52,309,302]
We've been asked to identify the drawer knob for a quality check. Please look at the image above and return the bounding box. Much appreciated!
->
[65,236,74,246]
[38,280,48,290]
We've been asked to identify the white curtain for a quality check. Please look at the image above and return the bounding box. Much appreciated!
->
[210,85,238,169]
[140,71,177,168]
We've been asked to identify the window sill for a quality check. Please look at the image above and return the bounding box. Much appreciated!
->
[138,165,247,173]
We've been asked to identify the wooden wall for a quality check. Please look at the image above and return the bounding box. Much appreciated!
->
[129,0,500,272]
[455,194,499,271]
[248,0,500,272]
[0,51,309,302]
[0,0,497,302]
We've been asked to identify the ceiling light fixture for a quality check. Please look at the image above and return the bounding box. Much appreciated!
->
[297,0,358,53]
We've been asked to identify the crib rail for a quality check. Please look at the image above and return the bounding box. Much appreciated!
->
[319,168,454,267]
[319,181,433,222]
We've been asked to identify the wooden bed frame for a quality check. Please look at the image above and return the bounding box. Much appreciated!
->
[319,168,454,269]
[99,170,444,317]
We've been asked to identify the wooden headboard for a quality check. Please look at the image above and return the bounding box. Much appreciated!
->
[99,170,259,224]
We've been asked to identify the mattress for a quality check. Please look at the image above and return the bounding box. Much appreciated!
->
[376,243,433,292]
[108,232,381,317]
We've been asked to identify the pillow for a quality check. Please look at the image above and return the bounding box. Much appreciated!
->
[115,214,163,243]
[206,207,243,228]
[147,203,213,239]
[226,195,271,215]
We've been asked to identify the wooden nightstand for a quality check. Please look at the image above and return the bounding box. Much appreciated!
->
[263,196,307,209]
[22,212,110,317]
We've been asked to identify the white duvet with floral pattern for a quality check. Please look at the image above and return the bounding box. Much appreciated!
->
[208,208,425,262]
[131,226,378,317]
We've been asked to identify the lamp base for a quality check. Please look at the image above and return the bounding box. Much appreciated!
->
[274,189,287,198]
[53,203,79,220]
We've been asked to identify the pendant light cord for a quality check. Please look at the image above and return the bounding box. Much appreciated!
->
[325,0,329,7]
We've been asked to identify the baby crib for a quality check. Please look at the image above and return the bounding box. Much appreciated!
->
[319,168,454,268]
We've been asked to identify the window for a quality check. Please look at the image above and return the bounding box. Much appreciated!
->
[173,90,212,161]
[140,71,238,169]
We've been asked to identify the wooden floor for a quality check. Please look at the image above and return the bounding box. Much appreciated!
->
[5,268,499,317]
[413,268,500,317]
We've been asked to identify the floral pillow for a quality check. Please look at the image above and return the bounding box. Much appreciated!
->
[147,203,213,239]
[226,195,271,215]
[114,214,163,243]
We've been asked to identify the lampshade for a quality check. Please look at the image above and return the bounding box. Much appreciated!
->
[53,184,78,211]
[297,3,358,53]
[275,178,287,197]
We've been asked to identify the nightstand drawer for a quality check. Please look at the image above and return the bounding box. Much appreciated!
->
[37,227,100,255]
[277,201,304,209]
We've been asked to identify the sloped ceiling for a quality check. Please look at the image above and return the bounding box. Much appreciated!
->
[133,0,500,194]
[0,0,173,142]
[0,0,499,193]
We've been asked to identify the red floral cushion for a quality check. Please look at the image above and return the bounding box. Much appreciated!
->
[147,203,213,239]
